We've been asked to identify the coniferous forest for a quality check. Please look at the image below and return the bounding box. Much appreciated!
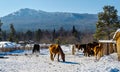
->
[0,22,94,44]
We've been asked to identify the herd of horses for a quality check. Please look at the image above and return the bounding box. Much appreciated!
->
[32,42,103,62]
[73,42,103,60]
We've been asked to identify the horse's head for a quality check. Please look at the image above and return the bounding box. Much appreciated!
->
[57,45,65,62]
[61,53,65,62]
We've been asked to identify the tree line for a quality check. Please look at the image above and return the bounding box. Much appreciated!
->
[0,23,94,44]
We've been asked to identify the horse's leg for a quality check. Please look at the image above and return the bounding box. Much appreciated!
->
[94,53,97,60]
[32,48,35,54]
[77,48,79,52]
[50,52,54,61]
[37,48,40,54]
[93,47,97,60]
[97,51,101,60]
[88,52,90,57]
[57,54,60,62]
[94,50,98,60]
[95,48,100,60]
[93,49,97,60]
[32,49,34,54]
[54,53,56,58]
[72,47,75,55]
[98,48,102,60]
[85,52,87,57]
[88,49,91,57]
[84,52,86,56]
[87,52,89,57]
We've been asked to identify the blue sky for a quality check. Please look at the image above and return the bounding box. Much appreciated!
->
[0,0,120,17]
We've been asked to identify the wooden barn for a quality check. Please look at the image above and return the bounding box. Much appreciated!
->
[113,29,120,61]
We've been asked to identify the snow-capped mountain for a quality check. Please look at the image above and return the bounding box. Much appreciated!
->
[1,8,97,32]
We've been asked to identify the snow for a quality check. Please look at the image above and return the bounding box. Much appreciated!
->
[113,29,120,39]
[0,41,21,48]
[0,44,120,72]
[99,40,116,43]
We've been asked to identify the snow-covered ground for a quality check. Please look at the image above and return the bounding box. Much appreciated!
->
[0,45,120,72]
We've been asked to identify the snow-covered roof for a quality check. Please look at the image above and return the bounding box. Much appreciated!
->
[113,29,120,40]
[99,40,116,43]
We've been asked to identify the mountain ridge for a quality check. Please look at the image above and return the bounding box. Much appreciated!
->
[1,8,98,32]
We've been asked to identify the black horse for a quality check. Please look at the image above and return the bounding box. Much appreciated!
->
[32,44,40,54]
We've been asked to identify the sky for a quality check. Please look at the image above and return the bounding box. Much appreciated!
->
[0,0,120,17]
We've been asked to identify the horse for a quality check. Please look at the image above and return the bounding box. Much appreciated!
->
[82,43,94,57]
[93,43,103,60]
[49,44,65,62]
[87,42,103,60]
[83,42,99,57]
[32,44,40,54]
[73,44,86,52]
[85,43,95,56]
[73,44,92,56]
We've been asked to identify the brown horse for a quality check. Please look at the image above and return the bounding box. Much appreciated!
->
[49,44,65,62]
[93,43,103,60]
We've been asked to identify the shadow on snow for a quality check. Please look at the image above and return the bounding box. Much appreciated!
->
[61,61,80,65]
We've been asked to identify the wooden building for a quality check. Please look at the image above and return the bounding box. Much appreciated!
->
[113,29,120,61]
[98,40,116,56]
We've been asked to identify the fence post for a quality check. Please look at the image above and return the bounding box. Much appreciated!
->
[72,45,75,55]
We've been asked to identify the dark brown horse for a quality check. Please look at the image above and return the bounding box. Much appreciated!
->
[85,43,95,56]
[87,42,103,60]
[49,44,65,62]
[32,44,40,54]
[83,44,91,57]
[73,44,86,51]
[73,44,93,56]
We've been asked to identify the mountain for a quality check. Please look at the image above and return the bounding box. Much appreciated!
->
[1,8,98,32]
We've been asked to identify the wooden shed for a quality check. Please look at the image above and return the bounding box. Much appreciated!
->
[98,40,116,56]
[113,29,120,61]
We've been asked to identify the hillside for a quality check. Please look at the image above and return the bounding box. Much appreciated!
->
[1,8,98,32]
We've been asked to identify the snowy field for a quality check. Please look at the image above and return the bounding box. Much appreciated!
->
[0,45,120,72]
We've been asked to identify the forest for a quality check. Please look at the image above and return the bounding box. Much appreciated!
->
[0,23,94,44]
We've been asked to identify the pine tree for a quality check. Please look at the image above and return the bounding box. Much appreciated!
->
[8,24,16,42]
[94,5,120,40]
[35,29,42,42]
[52,28,56,42]
[25,30,33,41]
[0,20,3,41]
[72,25,78,38]
[58,27,65,36]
